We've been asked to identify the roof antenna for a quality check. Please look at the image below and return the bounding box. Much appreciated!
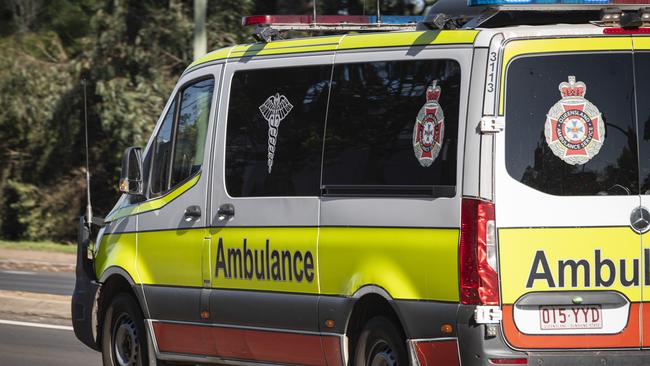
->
[82,79,101,228]
[377,0,381,24]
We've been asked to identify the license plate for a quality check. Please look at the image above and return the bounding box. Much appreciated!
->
[539,305,603,330]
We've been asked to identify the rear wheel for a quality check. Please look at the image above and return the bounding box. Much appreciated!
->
[101,293,149,366]
[353,316,408,366]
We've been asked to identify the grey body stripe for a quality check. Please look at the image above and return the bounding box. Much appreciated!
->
[142,285,458,339]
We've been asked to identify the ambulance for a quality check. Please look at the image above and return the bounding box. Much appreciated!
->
[72,0,650,365]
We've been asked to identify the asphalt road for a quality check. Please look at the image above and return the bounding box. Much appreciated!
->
[0,269,75,296]
[0,322,100,366]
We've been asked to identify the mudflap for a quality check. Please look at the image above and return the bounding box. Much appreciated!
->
[71,216,100,351]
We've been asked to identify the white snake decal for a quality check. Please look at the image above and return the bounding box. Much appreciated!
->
[259,93,294,173]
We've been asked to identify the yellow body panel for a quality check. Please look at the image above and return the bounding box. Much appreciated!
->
[105,174,201,222]
[499,37,633,114]
[338,30,478,50]
[319,227,459,301]
[136,229,207,287]
[499,227,641,304]
[189,46,234,69]
[95,231,138,281]
[186,30,478,71]
[633,36,650,49]
[97,226,459,302]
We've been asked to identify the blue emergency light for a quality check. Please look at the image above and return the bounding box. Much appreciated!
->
[368,15,423,24]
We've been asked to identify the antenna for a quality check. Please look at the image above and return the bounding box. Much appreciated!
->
[377,0,382,24]
[82,79,93,228]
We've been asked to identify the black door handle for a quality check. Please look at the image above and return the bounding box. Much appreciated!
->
[184,205,202,220]
[217,203,235,221]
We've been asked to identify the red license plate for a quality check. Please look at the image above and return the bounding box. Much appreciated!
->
[539,305,603,330]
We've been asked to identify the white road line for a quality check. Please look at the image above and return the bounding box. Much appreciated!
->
[0,319,72,331]
[0,270,37,275]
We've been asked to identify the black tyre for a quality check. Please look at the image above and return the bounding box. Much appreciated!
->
[353,316,408,366]
[101,293,149,366]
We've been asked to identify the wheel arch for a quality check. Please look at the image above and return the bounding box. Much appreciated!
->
[97,266,148,346]
[345,285,410,360]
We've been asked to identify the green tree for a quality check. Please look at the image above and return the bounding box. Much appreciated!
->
[0,0,252,242]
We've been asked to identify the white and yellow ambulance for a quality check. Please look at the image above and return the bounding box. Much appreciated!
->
[72,1,650,365]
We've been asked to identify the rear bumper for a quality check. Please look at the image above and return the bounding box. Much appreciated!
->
[528,352,650,366]
[456,304,526,366]
[455,304,650,366]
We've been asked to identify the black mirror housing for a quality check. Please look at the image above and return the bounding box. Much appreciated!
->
[119,147,143,196]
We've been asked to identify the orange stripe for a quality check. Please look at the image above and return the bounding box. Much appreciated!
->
[153,322,340,365]
[413,339,460,366]
[641,303,650,348]
[502,304,640,349]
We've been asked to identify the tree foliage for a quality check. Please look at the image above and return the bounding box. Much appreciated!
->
[0,0,418,243]
[0,0,252,242]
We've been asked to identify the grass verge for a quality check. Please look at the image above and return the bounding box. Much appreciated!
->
[0,240,76,254]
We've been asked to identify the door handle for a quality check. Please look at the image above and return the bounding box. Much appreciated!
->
[217,203,235,221]
[184,205,202,220]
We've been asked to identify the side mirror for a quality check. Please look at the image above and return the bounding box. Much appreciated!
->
[119,147,143,195]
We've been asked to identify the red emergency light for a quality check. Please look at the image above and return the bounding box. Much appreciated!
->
[242,15,372,26]
[604,27,650,33]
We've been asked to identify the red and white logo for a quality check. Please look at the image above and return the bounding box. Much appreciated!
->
[544,76,605,165]
[413,81,444,168]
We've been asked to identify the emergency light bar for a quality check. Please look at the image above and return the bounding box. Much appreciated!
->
[242,14,423,42]
[242,15,423,27]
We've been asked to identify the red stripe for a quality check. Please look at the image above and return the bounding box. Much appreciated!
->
[413,339,460,366]
[322,336,343,366]
[153,322,340,365]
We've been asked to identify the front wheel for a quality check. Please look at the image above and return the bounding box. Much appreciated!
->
[353,317,408,366]
[101,293,149,366]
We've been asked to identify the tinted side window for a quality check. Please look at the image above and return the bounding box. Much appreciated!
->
[322,59,461,196]
[225,65,331,197]
[149,78,214,197]
[171,79,214,187]
[505,53,638,196]
[149,100,176,195]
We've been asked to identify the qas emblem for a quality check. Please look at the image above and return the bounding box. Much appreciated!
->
[259,93,293,173]
[413,81,445,167]
[544,76,605,165]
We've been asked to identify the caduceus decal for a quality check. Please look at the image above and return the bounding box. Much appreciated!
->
[259,93,293,173]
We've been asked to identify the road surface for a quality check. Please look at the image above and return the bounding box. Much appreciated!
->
[0,268,100,364]
[0,322,100,366]
[0,269,75,296]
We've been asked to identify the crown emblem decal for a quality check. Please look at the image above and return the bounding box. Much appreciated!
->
[559,76,586,98]
[544,76,605,166]
[412,80,445,168]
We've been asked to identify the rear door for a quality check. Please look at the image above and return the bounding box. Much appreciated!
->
[496,37,643,349]
[633,36,650,348]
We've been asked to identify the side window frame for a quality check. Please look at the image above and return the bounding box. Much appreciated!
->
[321,57,462,198]
[147,75,216,199]
[223,63,332,198]
[318,47,472,229]
[210,54,335,228]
